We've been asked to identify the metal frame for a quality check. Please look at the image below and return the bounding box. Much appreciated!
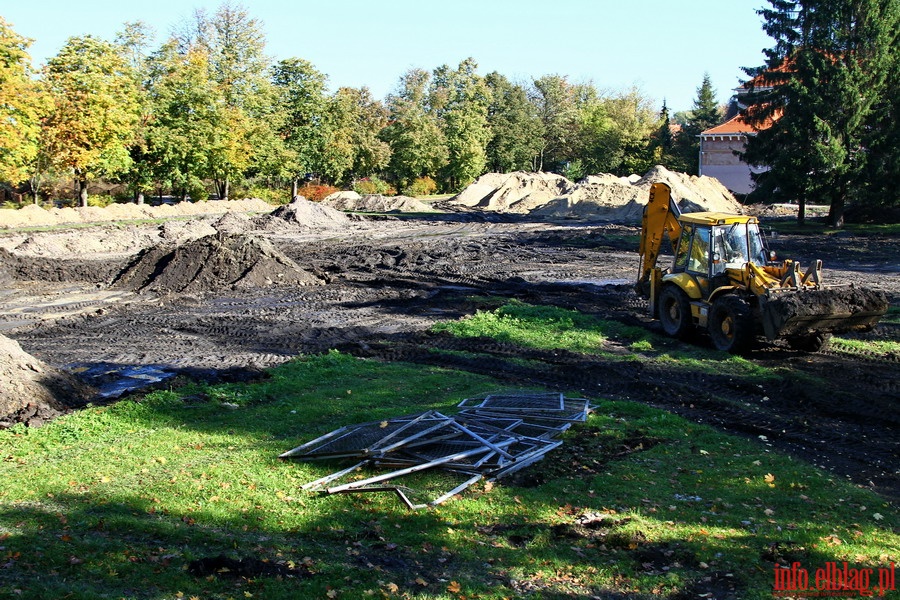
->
[282,393,594,510]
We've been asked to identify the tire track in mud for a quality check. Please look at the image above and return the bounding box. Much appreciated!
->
[3,217,898,500]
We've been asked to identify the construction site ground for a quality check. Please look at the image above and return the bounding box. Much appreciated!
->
[1,209,898,502]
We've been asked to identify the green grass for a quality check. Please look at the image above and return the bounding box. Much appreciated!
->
[433,300,779,378]
[762,217,900,236]
[0,316,897,599]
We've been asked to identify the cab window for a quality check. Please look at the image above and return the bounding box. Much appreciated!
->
[673,225,691,271]
[687,227,711,274]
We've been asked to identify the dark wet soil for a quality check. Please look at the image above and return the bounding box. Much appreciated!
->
[1,214,898,501]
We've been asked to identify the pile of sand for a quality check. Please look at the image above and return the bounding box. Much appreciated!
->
[321,192,439,213]
[0,334,95,428]
[0,198,274,230]
[450,166,742,221]
[258,195,351,229]
[448,171,574,213]
[9,225,161,258]
[113,232,323,294]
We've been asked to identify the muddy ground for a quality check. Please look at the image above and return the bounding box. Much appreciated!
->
[1,211,898,502]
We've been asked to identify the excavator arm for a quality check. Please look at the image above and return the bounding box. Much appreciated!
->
[636,182,682,296]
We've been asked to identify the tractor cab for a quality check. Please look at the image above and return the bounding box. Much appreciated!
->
[669,213,768,296]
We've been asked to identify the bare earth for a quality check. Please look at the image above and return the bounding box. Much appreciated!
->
[1,208,898,501]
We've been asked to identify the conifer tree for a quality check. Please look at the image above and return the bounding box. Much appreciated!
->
[742,0,899,225]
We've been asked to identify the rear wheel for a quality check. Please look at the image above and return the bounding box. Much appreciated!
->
[658,285,693,339]
[708,295,754,354]
[786,332,832,352]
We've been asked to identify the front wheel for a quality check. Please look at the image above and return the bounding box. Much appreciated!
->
[658,285,693,339]
[708,295,755,354]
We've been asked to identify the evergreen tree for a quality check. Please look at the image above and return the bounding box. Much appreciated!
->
[674,73,722,175]
[742,0,899,226]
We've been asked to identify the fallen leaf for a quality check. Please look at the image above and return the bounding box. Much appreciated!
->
[873,513,884,521]
[384,582,398,593]
[326,590,338,598]
[447,581,462,593]
[415,577,427,586]
[764,473,775,484]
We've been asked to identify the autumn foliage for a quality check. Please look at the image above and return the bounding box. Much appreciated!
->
[295,183,339,202]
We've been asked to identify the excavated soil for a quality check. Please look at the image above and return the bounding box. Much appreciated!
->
[0,187,898,501]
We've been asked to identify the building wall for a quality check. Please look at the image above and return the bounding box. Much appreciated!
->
[699,135,761,196]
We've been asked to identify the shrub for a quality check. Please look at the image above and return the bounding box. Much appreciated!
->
[242,186,289,205]
[402,176,438,197]
[352,177,395,196]
[87,194,117,208]
[296,184,339,202]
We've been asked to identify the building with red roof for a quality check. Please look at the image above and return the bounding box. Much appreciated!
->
[698,66,785,195]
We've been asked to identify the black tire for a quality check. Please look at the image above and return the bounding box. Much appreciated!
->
[658,285,693,339]
[786,332,832,353]
[708,295,755,354]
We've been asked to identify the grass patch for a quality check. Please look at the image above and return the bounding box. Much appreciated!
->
[434,300,779,379]
[0,353,895,599]
[433,301,612,354]
[830,336,900,357]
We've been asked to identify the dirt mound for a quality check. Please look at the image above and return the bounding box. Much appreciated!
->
[458,166,743,222]
[0,334,94,427]
[0,198,274,230]
[260,196,351,229]
[114,232,323,293]
[530,181,646,221]
[322,192,439,213]
[635,165,741,213]
[213,211,256,234]
[10,226,160,258]
[447,171,574,213]
[159,219,218,244]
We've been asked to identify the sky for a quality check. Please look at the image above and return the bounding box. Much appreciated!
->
[2,0,774,112]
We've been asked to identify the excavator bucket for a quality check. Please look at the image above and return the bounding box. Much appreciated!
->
[760,287,889,340]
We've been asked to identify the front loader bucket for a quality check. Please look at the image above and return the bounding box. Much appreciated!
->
[760,287,888,340]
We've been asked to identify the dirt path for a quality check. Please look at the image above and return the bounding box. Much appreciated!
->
[1,214,898,500]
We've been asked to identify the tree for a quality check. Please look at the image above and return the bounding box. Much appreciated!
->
[381,68,447,189]
[674,73,723,174]
[330,87,391,182]
[145,41,220,201]
[430,58,492,190]
[742,0,899,226]
[484,72,542,172]
[185,2,271,199]
[43,36,142,206]
[115,21,155,204]
[529,75,581,172]
[0,17,46,192]
[271,58,329,193]
[577,87,660,176]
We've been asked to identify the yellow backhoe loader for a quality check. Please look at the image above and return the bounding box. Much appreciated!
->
[636,182,887,353]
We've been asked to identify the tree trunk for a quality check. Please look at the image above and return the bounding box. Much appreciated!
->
[78,176,89,208]
[135,191,145,205]
[291,179,298,198]
[828,191,845,228]
[215,179,229,200]
[797,195,806,227]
